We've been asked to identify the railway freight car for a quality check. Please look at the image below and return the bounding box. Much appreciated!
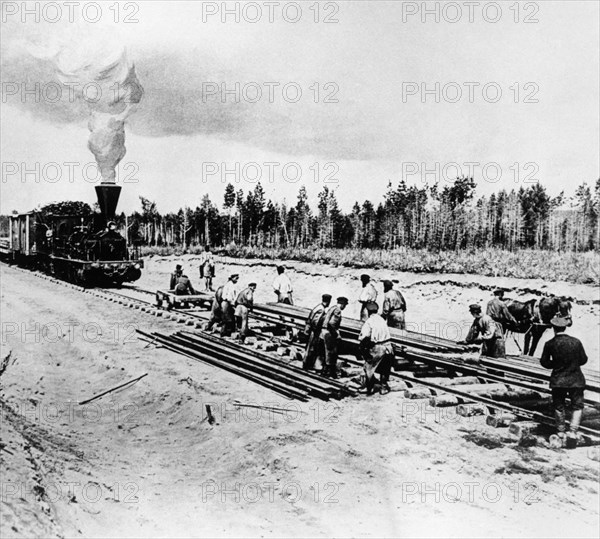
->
[5,184,143,287]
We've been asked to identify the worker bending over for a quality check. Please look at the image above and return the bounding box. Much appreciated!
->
[358,302,394,395]
[235,283,257,343]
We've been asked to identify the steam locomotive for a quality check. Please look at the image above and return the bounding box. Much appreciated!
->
[5,184,143,287]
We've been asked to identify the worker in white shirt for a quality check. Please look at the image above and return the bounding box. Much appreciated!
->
[199,245,216,292]
[273,265,294,305]
[358,274,378,322]
[358,302,394,395]
[220,273,240,337]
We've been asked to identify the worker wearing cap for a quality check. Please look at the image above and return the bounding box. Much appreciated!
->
[382,280,407,329]
[206,284,224,332]
[358,301,394,395]
[462,304,506,358]
[302,294,332,370]
[320,297,348,378]
[169,264,183,290]
[541,316,588,448]
[220,274,240,337]
[486,289,517,332]
[235,283,257,343]
[273,265,294,305]
[358,274,378,322]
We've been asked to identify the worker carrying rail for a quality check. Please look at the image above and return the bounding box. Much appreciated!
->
[358,301,394,395]
[235,282,257,343]
[302,294,332,371]
[541,315,588,449]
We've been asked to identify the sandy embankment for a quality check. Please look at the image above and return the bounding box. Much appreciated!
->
[1,262,599,538]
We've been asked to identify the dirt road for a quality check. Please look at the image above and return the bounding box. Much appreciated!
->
[1,263,599,538]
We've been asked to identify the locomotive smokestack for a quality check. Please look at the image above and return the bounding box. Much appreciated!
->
[95,183,121,220]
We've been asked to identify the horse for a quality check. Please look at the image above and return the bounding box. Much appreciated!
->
[504,296,572,356]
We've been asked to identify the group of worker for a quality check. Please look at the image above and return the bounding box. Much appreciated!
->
[170,262,294,343]
[302,274,406,395]
[169,259,588,446]
[462,289,588,448]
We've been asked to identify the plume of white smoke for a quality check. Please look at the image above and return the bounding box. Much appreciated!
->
[54,38,144,183]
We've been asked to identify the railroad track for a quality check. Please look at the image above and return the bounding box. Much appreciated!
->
[4,261,600,446]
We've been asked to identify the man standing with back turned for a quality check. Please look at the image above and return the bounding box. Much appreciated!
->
[273,265,294,305]
[541,315,588,448]
[358,274,378,322]
[382,280,407,329]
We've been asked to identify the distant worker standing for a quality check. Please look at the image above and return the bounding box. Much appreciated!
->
[235,283,257,343]
[220,274,240,337]
[273,265,294,305]
[206,284,224,332]
[199,245,216,292]
[461,304,506,358]
[358,302,394,395]
[320,296,348,378]
[358,274,378,322]
[169,264,183,290]
[541,316,588,448]
[486,289,517,333]
[382,280,407,329]
[302,294,332,371]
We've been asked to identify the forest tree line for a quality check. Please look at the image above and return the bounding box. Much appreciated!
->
[121,178,599,253]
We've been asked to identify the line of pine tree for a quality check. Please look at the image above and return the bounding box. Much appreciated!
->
[122,178,600,253]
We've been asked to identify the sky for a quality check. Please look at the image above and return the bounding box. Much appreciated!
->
[1,0,599,214]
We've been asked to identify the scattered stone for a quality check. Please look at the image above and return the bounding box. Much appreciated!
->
[508,421,538,438]
[486,413,516,428]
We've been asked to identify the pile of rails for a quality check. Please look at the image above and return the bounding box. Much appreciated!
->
[137,328,358,401]
[253,302,468,353]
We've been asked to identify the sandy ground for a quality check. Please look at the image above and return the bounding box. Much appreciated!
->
[1,260,599,538]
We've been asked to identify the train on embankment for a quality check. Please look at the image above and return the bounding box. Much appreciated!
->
[0,183,143,287]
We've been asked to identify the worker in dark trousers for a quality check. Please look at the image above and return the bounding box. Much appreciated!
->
[462,304,506,358]
[320,296,348,378]
[235,283,257,343]
[302,294,332,370]
[169,264,183,290]
[174,274,196,295]
[175,274,196,309]
[358,302,394,395]
[272,265,294,305]
[541,316,588,448]
[486,289,517,334]
[220,274,240,337]
[206,284,224,332]
[381,280,407,329]
[199,245,216,292]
